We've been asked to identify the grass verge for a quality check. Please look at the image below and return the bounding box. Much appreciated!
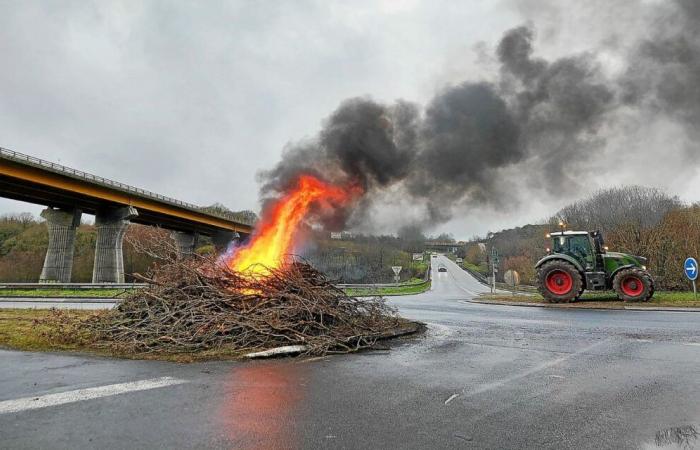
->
[0,309,421,362]
[479,290,700,308]
[0,288,133,298]
[0,308,248,362]
[344,279,431,296]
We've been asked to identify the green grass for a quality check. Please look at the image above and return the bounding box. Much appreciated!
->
[0,288,133,298]
[463,261,487,275]
[482,290,700,308]
[0,309,93,352]
[0,309,245,362]
[345,279,431,296]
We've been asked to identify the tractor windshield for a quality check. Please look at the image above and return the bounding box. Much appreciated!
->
[553,235,594,268]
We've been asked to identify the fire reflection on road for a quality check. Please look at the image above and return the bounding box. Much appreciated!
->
[219,362,307,450]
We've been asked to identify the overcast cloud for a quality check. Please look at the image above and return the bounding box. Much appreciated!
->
[1,0,698,239]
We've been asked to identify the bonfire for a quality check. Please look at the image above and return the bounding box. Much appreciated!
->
[44,175,411,357]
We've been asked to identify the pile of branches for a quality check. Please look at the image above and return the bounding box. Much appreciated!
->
[78,236,404,356]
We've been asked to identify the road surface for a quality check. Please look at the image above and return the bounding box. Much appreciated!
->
[1,255,699,449]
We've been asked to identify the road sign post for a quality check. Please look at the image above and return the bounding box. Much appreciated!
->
[684,257,698,300]
[391,266,402,284]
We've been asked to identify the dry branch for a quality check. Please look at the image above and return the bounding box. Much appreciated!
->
[53,234,404,356]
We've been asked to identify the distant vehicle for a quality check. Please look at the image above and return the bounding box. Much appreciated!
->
[431,254,437,258]
[438,266,447,272]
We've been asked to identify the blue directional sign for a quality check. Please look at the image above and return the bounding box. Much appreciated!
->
[684,257,698,281]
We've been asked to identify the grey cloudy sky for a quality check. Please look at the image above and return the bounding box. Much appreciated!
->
[1,0,697,239]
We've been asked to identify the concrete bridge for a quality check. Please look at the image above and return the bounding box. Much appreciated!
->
[0,147,254,283]
[425,241,467,254]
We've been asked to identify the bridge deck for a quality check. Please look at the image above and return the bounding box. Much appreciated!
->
[0,148,253,235]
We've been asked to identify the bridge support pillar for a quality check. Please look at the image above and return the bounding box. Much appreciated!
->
[212,230,241,253]
[92,206,138,283]
[39,207,82,283]
[171,231,199,257]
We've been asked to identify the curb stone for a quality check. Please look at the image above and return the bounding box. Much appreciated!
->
[468,298,700,312]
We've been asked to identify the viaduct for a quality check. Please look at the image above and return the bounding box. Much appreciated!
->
[425,241,467,254]
[0,147,253,283]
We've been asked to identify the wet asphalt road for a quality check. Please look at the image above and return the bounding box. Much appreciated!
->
[1,254,700,449]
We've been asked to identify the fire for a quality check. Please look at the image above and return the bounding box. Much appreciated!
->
[227,175,359,275]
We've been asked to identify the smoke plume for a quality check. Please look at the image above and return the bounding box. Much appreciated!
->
[259,0,700,234]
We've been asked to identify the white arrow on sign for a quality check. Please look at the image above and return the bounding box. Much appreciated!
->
[687,263,697,275]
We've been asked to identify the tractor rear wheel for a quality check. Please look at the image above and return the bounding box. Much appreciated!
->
[537,260,583,303]
[613,268,654,302]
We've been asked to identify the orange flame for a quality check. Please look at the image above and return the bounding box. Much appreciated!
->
[227,175,359,275]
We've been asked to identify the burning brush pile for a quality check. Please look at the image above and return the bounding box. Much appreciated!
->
[45,175,412,358]
[82,247,405,356]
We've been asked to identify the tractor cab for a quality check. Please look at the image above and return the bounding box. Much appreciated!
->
[547,230,608,291]
[548,231,601,272]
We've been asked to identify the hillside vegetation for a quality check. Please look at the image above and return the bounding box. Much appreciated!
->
[0,214,158,282]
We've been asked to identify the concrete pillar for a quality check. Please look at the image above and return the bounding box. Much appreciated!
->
[212,230,240,253]
[92,206,138,283]
[39,207,82,283]
[171,231,199,257]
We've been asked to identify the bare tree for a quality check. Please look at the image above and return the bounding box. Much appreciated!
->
[555,186,681,232]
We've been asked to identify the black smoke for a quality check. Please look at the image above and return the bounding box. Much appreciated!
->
[497,25,615,192]
[621,0,700,133]
[259,0,700,234]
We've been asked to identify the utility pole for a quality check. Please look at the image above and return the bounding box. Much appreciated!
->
[491,247,498,294]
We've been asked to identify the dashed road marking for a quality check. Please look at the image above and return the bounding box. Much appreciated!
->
[444,393,460,405]
[0,377,187,415]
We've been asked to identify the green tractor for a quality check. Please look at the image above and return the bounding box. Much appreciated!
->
[535,230,654,303]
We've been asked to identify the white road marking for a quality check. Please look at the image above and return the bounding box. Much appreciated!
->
[460,339,608,398]
[444,393,460,405]
[0,377,187,415]
[682,342,700,347]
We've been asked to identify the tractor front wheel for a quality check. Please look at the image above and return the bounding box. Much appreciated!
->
[613,268,654,302]
[537,260,583,303]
